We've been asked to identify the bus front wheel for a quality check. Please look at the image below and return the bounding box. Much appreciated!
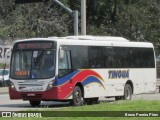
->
[71,86,83,106]
[29,101,41,107]
[123,84,132,100]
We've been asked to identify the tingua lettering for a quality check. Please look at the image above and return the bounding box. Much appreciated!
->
[108,70,129,79]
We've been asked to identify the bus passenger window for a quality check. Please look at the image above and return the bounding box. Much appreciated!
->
[90,61,95,68]
[104,56,110,68]
[58,50,72,77]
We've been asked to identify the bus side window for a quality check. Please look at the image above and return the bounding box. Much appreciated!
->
[90,61,96,68]
[96,59,103,68]
[58,50,72,77]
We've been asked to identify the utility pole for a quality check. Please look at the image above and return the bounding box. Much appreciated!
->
[73,11,78,36]
[53,0,78,36]
[81,0,86,35]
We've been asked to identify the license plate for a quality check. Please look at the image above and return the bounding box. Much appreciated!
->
[27,93,35,96]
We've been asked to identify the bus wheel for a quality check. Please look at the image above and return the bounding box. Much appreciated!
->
[29,101,41,107]
[71,86,83,106]
[123,84,132,100]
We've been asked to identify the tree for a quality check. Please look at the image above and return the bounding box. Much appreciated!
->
[1,0,160,55]
[0,0,72,41]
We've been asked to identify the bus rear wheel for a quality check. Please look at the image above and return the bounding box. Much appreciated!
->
[29,101,41,107]
[70,86,83,106]
[123,84,132,100]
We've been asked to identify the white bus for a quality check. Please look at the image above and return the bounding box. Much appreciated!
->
[9,36,156,106]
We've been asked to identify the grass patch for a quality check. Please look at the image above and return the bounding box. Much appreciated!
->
[0,63,5,68]
[53,100,160,111]
[1,100,160,120]
[0,63,9,69]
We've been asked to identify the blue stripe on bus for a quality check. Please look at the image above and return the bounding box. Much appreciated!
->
[82,76,102,86]
[54,70,80,86]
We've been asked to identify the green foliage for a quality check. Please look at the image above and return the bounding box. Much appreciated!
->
[0,0,71,40]
[0,63,5,68]
[85,0,160,54]
[0,0,160,54]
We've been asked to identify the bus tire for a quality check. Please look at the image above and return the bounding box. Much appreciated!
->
[123,84,132,100]
[71,86,83,106]
[29,101,41,107]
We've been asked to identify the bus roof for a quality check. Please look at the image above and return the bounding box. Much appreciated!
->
[14,36,154,48]
[48,35,129,42]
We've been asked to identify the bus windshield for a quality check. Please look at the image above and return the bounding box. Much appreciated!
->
[10,50,56,79]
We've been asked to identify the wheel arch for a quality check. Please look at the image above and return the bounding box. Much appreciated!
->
[125,80,134,94]
[74,82,84,97]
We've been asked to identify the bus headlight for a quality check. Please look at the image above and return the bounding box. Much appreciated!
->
[10,81,15,90]
[47,81,54,90]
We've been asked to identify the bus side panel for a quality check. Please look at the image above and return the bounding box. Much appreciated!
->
[130,68,156,94]
[92,68,156,97]
[83,83,106,98]
[56,69,108,99]
[143,68,156,93]
[89,69,127,97]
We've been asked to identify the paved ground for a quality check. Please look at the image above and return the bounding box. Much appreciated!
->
[0,87,160,111]
[0,94,72,111]
[0,92,160,111]
[0,87,8,94]
[132,93,160,100]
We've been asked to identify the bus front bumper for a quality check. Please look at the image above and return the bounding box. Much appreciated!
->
[9,87,60,101]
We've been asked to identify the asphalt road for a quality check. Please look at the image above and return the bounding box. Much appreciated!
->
[0,93,160,111]
[0,94,70,111]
